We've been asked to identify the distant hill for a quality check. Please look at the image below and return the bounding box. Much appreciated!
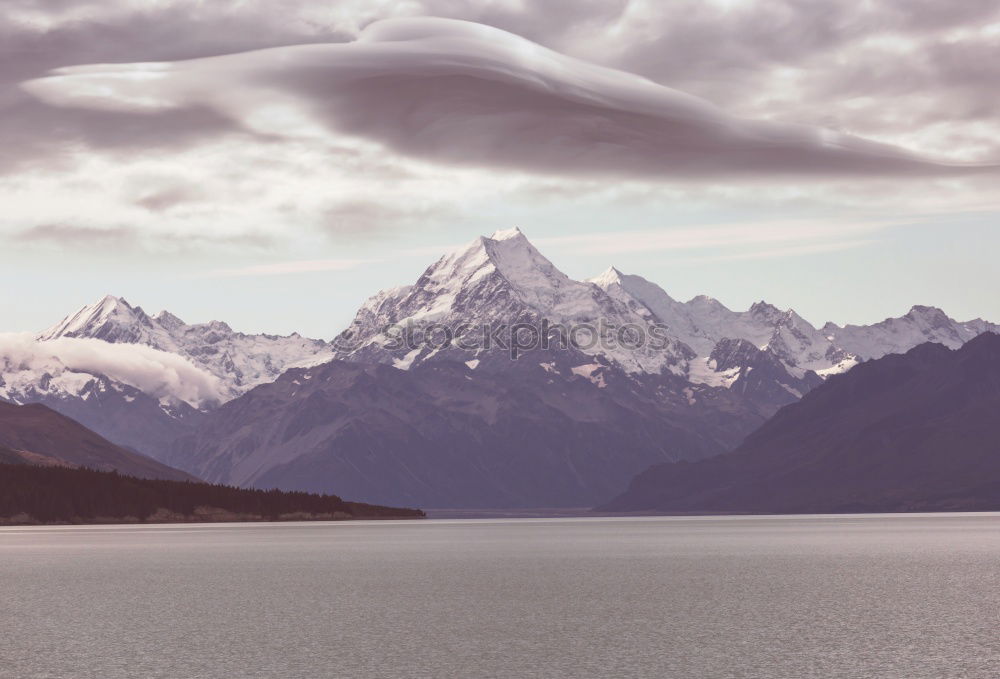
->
[0,462,424,524]
[601,333,1000,514]
[0,401,194,481]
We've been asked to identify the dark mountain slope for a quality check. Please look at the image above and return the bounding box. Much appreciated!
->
[601,333,1000,514]
[17,377,205,464]
[168,354,765,508]
[0,401,196,481]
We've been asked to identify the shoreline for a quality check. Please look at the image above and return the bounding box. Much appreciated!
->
[0,510,427,527]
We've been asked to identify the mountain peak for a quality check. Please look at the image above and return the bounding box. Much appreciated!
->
[480,228,577,299]
[336,228,698,374]
[588,266,624,288]
[38,294,147,342]
[489,226,525,241]
[687,294,723,308]
[430,227,566,295]
[386,227,569,326]
[906,304,948,320]
[748,301,794,326]
[89,294,135,317]
[32,295,333,402]
[99,293,124,307]
[203,320,234,334]
[908,304,944,314]
[904,304,954,332]
[152,310,185,328]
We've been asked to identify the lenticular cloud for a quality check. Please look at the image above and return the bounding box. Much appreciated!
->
[20,18,994,180]
[0,333,223,407]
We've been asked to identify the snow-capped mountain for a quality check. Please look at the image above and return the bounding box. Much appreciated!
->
[335,227,695,374]
[332,228,996,411]
[39,295,333,399]
[21,228,984,420]
[822,305,1000,360]
[0,333,215,460]
[589,266,854,400]
[0,296,333,462]
[164,226,1000,507]
[591,266,852,372]
[334,228,838,403]
[4,226,996,495]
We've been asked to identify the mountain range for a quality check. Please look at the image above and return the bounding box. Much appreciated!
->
[166,353,759,508]
[1,297,332,458]
[2,228,997,507]
[332,229,997,406]
[38,294,333,398]
[601,332,1000,513]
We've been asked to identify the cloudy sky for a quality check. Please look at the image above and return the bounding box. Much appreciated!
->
[2,0,998,337]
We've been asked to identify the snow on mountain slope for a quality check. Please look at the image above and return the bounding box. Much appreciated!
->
[335,227,696,375]
[5,295,333,458]
[0,333,213,460]
[0,333,221,408]
[39,295,333,399]
[40,295,169,346]
[335,228,993,407]
[337,226,847,398]
[591,267,710,352]
[589,267,853,379]
[822,305,1000,361]
[7,227,996,450]
[589,266,999,387]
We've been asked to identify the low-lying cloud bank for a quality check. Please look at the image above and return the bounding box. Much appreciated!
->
[22,17,993,180]
[0,333,223,407]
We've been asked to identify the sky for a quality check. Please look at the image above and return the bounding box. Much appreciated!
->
[1,0,998,338]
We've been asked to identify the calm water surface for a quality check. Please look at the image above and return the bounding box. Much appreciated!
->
[2,514,1000,678]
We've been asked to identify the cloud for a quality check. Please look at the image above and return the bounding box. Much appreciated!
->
[0,94,241,175]
[0,130,466,255]
[21,17,994,181]
[5,2,1000,172]
[1,2,998,259]
[0,332,223,407]
[133,183,205,212]
[319,198,457,237]
[0,1,995,336]
[0,0,356,85]
[14,223,137,246]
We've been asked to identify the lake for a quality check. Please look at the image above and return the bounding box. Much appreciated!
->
[3,514,1000,678]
